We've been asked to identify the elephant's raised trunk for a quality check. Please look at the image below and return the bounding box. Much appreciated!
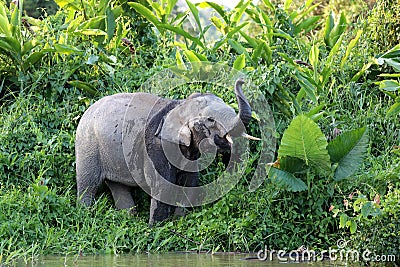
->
[231,79,261,141]
[235,78,252,126]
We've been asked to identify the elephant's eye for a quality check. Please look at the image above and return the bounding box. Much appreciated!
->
[207,117,215,122]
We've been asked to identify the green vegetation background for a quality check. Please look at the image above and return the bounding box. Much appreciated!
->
[0,0,399,264]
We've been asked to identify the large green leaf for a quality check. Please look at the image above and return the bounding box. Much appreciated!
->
[128,2,160,28]
[54,0,79,8]
[239,30,258,49]
[0,36,21,63]
[0,2,7,18]
[380,43,400,59]
[198,2,228,23]
[233,54,245,70]
[376,45,400,72]
[230,0,250,25]
[268,167,307,192]
[21,41,34,57]
[22,51,45,71]
[10,0,22,37]
[166,0,178,16]
[54,44,84,54]
[387,102,400,117]
[0,4,11,36]
[186,0,202,33]
[158,24,205,49]
[379,80,400,92]
[280,156,308,174]
[326,33,343,66]
[309,43,319,69]
[68,80,98,96]
[212,22,248,51]
[0,35,21,55]
[340,29,362,68]
[327,127,368,181]
[294,16,320,35]
[251,40,272,65]
[0,40,19,62]
[261,0,275,10]
[278,115,331,174]
[75,29,107,36]
[327,12,346,48]
[183,50,200,63]
[105,7,116,43]
[76,16,105,30]
[227,39,249,58]
[295,72,317,103]
[190,50,208,61]
[210,16,225,34]
[175,50,186,69]
[251,41,264,63]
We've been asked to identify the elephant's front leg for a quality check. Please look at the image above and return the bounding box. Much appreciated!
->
[174,171,199,217]
[149,198,176,225]
[105,180,136,213]
[145,158,177,226]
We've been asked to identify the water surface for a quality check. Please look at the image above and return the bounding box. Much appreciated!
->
[30,253,343,267]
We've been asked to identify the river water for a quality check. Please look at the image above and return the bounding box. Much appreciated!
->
[26,253,344,267]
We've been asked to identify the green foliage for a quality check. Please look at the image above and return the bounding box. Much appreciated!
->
[323,12,346,49]
[10,0,58,18]
[53,0,123,46]
[268,167,307,192]
[128,0,207,50]
[130,0,367,121]
[271,115,368,192]
[376,45,400,117]
[332,184,399,250]
[0,92,80,189]
[327,127,369,181]
[354,44,400,117]
[356,187,400,259]
[0,0,51,81]
[368,0,400,53]
[278,115,331,174]
[0,0,399,264]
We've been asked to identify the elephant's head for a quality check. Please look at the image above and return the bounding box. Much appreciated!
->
[159,79,259,154]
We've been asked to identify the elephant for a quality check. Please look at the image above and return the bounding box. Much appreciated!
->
[75,78,259,225]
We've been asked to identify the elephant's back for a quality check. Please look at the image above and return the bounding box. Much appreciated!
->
[77,93,161,133]
[80,93,160,121]
[75,92,168,186]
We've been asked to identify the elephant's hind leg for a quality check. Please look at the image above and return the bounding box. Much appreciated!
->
[76,148,102,207]
[105,180,136,212]
[77,174,102,207]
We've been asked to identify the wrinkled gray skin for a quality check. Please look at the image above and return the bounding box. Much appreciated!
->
[75,79,253,225]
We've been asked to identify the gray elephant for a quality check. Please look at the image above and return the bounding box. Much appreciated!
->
[75,78,258,225]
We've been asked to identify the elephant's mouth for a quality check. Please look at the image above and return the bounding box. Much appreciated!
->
[214,134,232,152]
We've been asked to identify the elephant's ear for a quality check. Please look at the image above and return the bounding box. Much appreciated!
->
[158,106,192,146]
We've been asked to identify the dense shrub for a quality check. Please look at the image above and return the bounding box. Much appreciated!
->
[368,0,400,52]
[0,0,399,265]
[0,91,80,189]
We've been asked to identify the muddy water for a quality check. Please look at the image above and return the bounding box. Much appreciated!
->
[28,253,342,267]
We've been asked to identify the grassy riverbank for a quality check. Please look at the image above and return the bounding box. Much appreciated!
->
[0,0,399,265]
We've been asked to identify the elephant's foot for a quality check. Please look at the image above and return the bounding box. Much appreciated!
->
[174,207,186,217]
[77,187,97,207]
[148,198,175,226]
